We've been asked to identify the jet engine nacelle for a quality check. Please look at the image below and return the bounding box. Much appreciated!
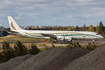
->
[56,36,64,41]
[64,37,72,41]
[56,36,72,42]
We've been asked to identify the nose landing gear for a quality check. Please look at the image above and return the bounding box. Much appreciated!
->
[93,38,98,42]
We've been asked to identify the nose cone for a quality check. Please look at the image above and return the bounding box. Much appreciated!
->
[99,35,104,39]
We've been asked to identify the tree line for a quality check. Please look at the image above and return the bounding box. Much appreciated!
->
[23,21,104,34]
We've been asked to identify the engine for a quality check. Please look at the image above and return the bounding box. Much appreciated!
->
[65,37,72,41]
[56,36,64,41]
[56,36,72,42]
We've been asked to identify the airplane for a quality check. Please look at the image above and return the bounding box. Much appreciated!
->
[7,16,104,43]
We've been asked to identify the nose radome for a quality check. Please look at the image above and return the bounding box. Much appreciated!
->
[100,35,104,39]
[102,36,104,39]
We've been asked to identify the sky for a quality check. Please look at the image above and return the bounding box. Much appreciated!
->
[0,0,105,28]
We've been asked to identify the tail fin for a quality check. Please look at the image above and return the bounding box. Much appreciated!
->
[7,16,23,31]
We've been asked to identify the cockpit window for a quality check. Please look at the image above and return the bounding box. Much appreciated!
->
[96,33,99,35]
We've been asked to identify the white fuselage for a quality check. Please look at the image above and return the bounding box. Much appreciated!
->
[14,30,104,40]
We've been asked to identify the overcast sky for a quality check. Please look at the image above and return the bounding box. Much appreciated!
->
[0,0,105,27]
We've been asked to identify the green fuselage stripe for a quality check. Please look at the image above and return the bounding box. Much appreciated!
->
[25,33,97,38]
[61,34,97,37]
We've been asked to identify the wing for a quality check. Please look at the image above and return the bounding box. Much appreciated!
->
[41,33,57,40]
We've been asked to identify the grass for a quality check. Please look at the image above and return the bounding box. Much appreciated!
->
[0,35,54,42]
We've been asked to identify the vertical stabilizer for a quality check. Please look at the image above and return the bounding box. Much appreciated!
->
[7,16,22,31]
